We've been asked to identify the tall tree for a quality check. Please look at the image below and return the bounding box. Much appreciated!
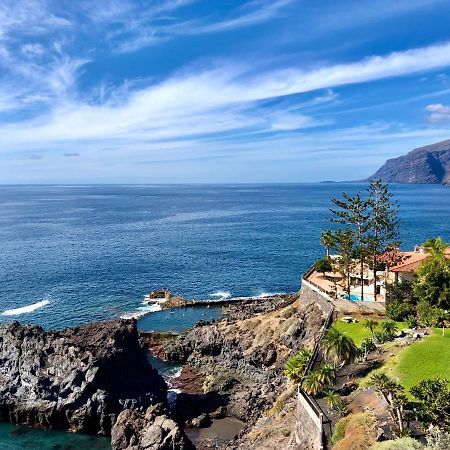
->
[330,192,370,300]
[414,238,450,310]
[331,229,355,298]
[321,230,335,257]
[367,180,400,299]
[369,373,407,435]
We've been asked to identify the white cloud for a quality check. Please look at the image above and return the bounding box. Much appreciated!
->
[425,103,450,123]
[3,41,450,150]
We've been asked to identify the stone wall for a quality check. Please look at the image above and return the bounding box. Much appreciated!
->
[294,389,323,450]
[299,279,335,316]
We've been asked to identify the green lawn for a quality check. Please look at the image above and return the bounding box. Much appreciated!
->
[334,319,406,346]
[392,328,450,392]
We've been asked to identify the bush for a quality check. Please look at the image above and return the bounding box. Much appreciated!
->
[372,437,423,450]
[314,257,333,275]
[331,416,349,445]
[417,300,439,326]
[374,330,391,344]
[405,315,418,328]
[386,301,410,321]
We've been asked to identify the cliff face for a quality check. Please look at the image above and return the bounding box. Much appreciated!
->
[368,139,450,184]
[0,319,167,435]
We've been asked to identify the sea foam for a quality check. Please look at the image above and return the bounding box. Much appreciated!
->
[209,291,231,299]
[1,299,50,316]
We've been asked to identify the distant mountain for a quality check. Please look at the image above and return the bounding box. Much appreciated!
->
[368,139,450,184]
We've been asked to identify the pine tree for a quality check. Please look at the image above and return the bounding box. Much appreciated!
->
[330,192,370,300]
[366,180,400,299]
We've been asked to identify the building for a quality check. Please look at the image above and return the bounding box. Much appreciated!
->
[388,245,450,284]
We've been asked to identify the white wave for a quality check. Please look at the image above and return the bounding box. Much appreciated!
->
[255,291,284,298]
[209,291,231,299]
[168,387,182,394]
[120,303,161,320]
[1,299,50,316]
[170,367,182,379]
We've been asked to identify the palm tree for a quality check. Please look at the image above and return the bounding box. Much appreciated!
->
[321,326,358,365]
[321,230,335,257]
[363,318,378,339]
[433,308,449,336]
[381,320,398,337]
[316,363,337,387]
[283,348,312,383]
[302,370,325,396]
[369,373,406,434]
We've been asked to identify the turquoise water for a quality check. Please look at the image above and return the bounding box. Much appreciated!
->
[0,183,448,449]
[0,423,110,450]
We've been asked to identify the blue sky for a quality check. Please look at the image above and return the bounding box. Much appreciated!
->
[2,0,450,183]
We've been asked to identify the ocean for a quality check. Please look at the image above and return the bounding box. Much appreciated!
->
[0,183,448,448]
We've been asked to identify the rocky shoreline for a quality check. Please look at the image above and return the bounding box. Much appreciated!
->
[0,293,328,449]
[0,319,191,449]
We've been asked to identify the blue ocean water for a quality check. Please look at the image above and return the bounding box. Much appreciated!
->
[0,183,449,331]
[0,183,448,449]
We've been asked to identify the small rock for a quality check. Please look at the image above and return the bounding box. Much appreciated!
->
[191,413,212,428]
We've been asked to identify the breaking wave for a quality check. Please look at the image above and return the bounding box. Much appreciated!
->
[1,299,50,316]
[209,291,231,299]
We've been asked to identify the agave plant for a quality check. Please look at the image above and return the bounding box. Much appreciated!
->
[283,348,312,383]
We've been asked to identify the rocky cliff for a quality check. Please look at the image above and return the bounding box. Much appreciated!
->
[0,320,166,434]
[367,139,450,184]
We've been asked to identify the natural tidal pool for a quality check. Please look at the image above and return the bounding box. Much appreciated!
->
[0,423,111,450]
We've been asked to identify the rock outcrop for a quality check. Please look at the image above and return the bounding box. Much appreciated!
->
[161,296,325,430]
[367,139,450,184]
[0,319,167,435]
[111,404,194,450]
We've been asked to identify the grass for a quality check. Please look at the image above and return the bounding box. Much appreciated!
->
[392,328,450,391]
[334,319,406,346]
[359,328,450,394]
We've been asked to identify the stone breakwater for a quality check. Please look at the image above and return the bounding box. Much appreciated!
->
[0,319,192,449]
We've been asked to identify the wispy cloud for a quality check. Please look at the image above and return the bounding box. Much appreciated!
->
[113,0,294,53]
[3,41,450,150]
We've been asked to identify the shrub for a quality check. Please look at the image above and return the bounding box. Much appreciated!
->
[386,301,411,321]
[314,257,333,275]
[372,437,423,450]
[331,416,349,445]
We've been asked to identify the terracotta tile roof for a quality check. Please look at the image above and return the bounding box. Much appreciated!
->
[390,247,450,273]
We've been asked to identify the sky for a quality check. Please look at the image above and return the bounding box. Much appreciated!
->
[2,0,450,183]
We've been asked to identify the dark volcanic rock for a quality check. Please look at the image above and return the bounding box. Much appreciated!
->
[0,319,167,435]
[367,138,450,184]
[111,405,193,450]
[164,298,325,424]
